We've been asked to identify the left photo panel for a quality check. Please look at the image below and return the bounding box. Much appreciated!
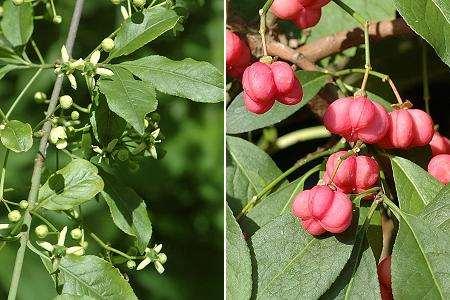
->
[0,0,224,299]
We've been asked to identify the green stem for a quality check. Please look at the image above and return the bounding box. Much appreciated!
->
[381,195,401,219]
[5,69,43,120]
[31,40,45,65]
[274,126,331,150]
[421,41,430,114]
[237,138,346,220]
[258,0,275,56]
[90,233,140,260]
[0,150,9,202]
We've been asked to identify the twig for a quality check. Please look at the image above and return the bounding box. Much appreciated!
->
[7,1,85,299]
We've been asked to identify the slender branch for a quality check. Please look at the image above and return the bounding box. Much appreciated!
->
[90,233,142,260]
[7,1,85,299]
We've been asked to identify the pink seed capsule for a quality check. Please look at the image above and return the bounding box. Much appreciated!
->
[292,185,353,235]
[428,154,450,184]
[294,8,322,29]
[242,62,277,103]
[430,131,450,157]
[378,109,434,149]
[270,61,303,105]
[324,151,380,193]
[299,0,330,9]
[226,30,251,78]
[243,92,274,114]
[271,0,303,20]
[323,96,389,144]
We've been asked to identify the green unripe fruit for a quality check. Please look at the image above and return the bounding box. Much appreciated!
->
[19,200,29,209]
[117,149,129,161]
[70,228,83,240]
[101,38,115,52]
[34,92,47,104]
[12,0,24,6]
[127,260,136,269]
[35,225,49,238]
[133,0,146,7]
[70,111,80,120]
[8,210,21,222]
[59,95,73,109]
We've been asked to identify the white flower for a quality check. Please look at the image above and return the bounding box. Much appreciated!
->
[121,6,129,20]
[0,224,10,230]
[95,68,114,77]
[151,129,160,139]
[69,58,85,69]
[37,241,55,252]
[61,45,70,63]
[58,226,68,246]
[66,246,84,256]
[150,145,157,159]
[90,50,101,65]
[49,126,67,144]
[137,257,151,270]
[154,261,165,274]
[67,74,77,90]
[56,140,68,150]
[154,244,162,253]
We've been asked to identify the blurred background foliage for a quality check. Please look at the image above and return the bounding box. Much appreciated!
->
[0,0,224,299]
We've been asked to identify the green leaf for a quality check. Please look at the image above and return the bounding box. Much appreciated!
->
[38,159,104,210]
[90,97,126,146]
[419,185,450,233]
[392,0,450,66]
[252,213,354,299]
[54,295,95,300]
[59,255,138,299]
[226,136,284,213]
[109,7,179,60]
[0,64,19,80]
[98,67,157,135]
[119,55,223,103]
[0,120,33,152]
[0,0,34,47]
[226,205,252,300]
[100,172,152,253]
[309,0,396,42]
[0,46,26,65]
[391,207,450,299]
[226,71,330,134]
[391,156,442,215]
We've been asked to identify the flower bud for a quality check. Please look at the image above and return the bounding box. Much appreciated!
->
[8,210,21,222]
[226,30,251,78]
[56,139,68,150]
[59,95,73,109]
[133,0,146,8]
[117,149,129,161]
[19,200,29,209]
[292,185,353,235]
[127,260,136,269]
[53,15,62,24]
[49,126,67,144]
[101,38,115,52]
[111,0,121,4]
[158,253,167,264]
[35,224,49,239]
[12,0,24,6]
[70,111,80,120]
[34,92,47,103]
[70,228,83,240]
[323,96,389,144]
[428,154,450,184]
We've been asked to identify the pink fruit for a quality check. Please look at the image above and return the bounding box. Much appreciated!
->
[226,30,251,78]
[270,61,303,105]
[242,61,302,113]
[323,96,389,144]
[242,62,277,103]
[292,185,353,235]
[294,8,322,29]
[430,131,450,157]
[243,92,274,114]
[428,154,450,184]
[323,151,379,193]
[377,256,393,300]
[378,109,434,149]
[271,0,303,20]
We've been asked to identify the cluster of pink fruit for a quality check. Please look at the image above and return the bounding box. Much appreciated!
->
[271,0,330,29]
[293,95,449,237]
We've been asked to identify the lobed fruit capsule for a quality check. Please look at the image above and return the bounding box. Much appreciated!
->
[323,151,379,193]
[323,96,389,144]
[226,30,252,78]
[378,109,434,149]
[429,131,450,157]
[292,185,353,235]
[242,61,303,114]
[271,0,329,29]
[377,256,393,300]
[428,154,450,184]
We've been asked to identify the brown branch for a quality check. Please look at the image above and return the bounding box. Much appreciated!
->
[298,18,412,62]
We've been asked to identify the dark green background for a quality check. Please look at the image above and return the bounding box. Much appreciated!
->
[0,0,224,299]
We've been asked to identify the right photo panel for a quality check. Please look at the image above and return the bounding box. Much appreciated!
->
[226,0,450,299]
